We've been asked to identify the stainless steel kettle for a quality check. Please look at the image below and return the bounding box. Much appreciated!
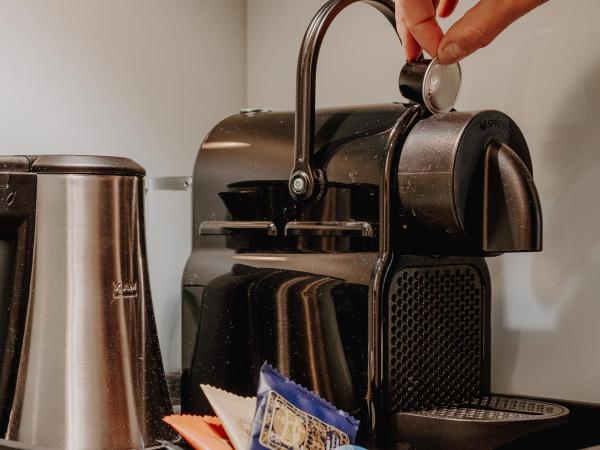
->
[0,155,174,449]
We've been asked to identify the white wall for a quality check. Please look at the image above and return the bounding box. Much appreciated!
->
[0,0,247,372]
[246,0,600,403]
[247,0,401,109]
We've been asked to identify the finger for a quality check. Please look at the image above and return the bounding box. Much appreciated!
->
[396,0,444,57]
[396,14,423,61]
[438,0,547,64]
[437,0,459,18]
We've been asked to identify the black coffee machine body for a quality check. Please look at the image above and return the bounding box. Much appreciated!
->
[182,1,600,448]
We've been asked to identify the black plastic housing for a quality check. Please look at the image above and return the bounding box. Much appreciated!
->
[178,103,575,449]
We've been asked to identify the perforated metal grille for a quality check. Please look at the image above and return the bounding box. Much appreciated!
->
[411,396,569,422]
[388,265,484,412]
[464,396,561,415]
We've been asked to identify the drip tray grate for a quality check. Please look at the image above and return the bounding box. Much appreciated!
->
[413,395,568,422]
[394,396,570,449]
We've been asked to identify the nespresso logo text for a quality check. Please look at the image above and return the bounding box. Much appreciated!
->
[113,281,138,299]
[480,119,509,132]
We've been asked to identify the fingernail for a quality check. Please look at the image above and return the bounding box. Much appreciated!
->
[438,42,467,64]
[407,50,423,62]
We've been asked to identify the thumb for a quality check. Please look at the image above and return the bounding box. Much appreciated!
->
[438,0,547,64]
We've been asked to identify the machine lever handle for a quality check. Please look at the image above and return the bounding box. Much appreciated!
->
[289,0,398,201]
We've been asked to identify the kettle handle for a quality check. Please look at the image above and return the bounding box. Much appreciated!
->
[0,171,37,433]
[289,0,398,201]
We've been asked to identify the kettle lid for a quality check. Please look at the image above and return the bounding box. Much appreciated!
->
[0,155,145,176]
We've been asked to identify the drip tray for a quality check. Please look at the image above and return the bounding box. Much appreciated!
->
[393,395,569,450]
[416,396,568,421]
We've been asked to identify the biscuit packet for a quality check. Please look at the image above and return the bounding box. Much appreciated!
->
[200,384,257,450]
[162,414,233,450]
[249,363,360,450]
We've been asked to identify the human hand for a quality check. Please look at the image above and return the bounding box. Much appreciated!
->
[395,0,548,64]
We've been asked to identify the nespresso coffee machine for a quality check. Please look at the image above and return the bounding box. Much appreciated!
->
[182,0,600,448]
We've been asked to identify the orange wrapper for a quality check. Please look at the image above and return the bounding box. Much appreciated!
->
[201,415,230,441]
[163,414,233,450]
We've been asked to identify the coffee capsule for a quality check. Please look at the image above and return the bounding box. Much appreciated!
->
[399,57,462,114]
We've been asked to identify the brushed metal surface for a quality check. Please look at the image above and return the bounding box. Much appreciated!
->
[6,174,174,449]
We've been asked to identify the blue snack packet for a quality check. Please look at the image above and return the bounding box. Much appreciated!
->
[248,363,359,450]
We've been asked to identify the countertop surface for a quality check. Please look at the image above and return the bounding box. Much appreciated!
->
[0,439,190,450]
